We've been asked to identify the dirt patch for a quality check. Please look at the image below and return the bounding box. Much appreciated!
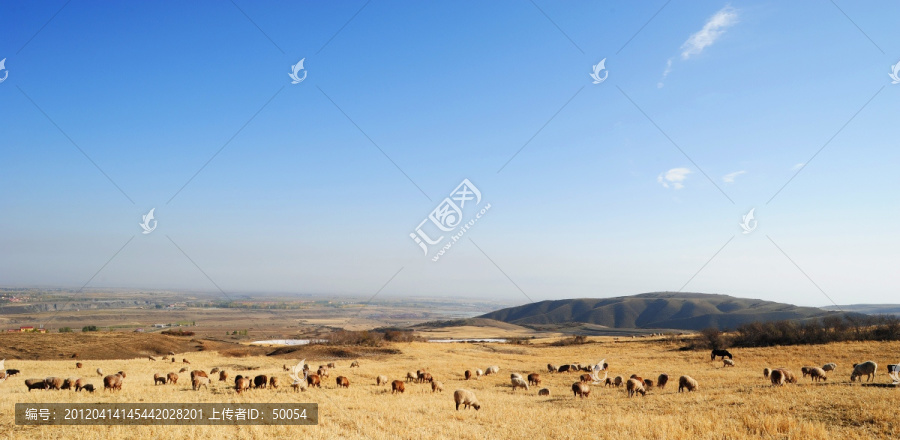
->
[264,344,402,360]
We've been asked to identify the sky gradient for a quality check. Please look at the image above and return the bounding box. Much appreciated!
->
[1,0,898,307]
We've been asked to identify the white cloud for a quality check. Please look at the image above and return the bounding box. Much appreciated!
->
[659,58,673,88]
[792,163,805,170]
[681,6,738,60]
[722,170,746,183]
[658,168,691,189]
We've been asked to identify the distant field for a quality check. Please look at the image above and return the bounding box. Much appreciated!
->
[2,335,900,439]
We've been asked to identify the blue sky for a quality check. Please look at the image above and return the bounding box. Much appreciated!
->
[1,1,898,307]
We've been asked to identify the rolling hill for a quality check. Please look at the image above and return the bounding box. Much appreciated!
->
[478,292,855,331]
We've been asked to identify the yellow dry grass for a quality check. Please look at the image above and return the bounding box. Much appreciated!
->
[3,338,900,439]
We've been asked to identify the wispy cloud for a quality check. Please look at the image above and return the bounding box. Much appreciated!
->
[658,168,691,189]
[722,170,746,183]
[792,163,805,170]
[681,6,738,59]
[660,6,738,87]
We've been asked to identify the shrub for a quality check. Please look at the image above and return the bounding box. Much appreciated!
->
[550,335,588,346]
[58,327,72,333]
[82,325,99,332]
[161,329,195,337]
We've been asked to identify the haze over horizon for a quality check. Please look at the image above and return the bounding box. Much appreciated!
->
[2,1,898,308]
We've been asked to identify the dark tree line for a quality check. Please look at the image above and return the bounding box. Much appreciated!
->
[700,314,900,349]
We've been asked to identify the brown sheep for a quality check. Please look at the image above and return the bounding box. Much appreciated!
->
[183,359,190,364]
[657,374,669,389]
[422,372,434,383]
[538,388,550,396]
[153,373,166,385]
[254,375,268,389]
[763,368,771,378]
[190,370,208,381]
[643,379,654,388]
[235,376,251,393]
[336,376,350,388]
[45,377,64,390]
[327,362,336,369]
[613,376,623,387]
[219,371,228,382]
[210,367,220,374]
[572,382,590,398]
[808,367,827,382]
[453,389,481,410]
[630,374,644,384]
[678,375,698,392]
[776,369,797,384]
[81,384,95,393]
[527,373,541,386]
[167,372,178,384]
[306,374,321,388]
[192,376,210,390]
[770,369,786,386]
[74,378,88,392]
[416,370,426,383]
[76,362,82,369]
[317,367,329,378]
[558,364,572,373]
[117,371,126,379]
[172,358,176,363]
[179,367,188,373]
[103,374,123,391]
[801,366,813,378]
[464,370,473,380]
[579,373,593,383]
[604,377,613,387]
[61,377,78,390]
[350,361,360,368]
[391,380,405,394]
[432,380,444,393]
[627,378,646,397]
[269,376,279,388]
[25,379,46,391]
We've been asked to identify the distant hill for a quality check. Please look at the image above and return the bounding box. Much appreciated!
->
[822,304,900,316]
[478,292,856,331]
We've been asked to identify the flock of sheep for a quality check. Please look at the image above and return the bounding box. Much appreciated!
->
[2,351,898,412]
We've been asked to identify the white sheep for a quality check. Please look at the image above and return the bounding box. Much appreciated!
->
[454,389,481,410]
[626,378,646,397]
[485,366,500,375]
[808,367,827,382]
[850,361,877,382]
[723,359,735,367]
[511,377,529,391]
[376,375,388,386]
[678,375,698,392]
[822,363,837,372]
[510,373,523,381]
[475,369,484,378]
[432,380,444,393]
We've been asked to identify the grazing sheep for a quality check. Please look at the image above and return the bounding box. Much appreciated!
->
[118,371,126,379]
[407,371,417,382]
[630,374,644,385]
[851,361,877,382]
[511,373,523,380]
[192,376,210,390]
[822,363,837,372]
[25,379,46,391]
[376,375,389,386]
[579,373,593,383]
[167,373,178,384]
[190,370,208,381]
[432,380,443,393]
[154,373,166,385]
[538,388,550,396]
[45,377,64,390]
[678,375,698,392]
[253,375,268,389]
[61,377,78,390]
[336,376,350,388]
[626,378,646,397]
[511,377,529,391]
[464,370,473,380]
[777,369,797,384]
[183,359,190,364]
[808,367,827,382]
[179,367,188,373]
[219,371,228,382]
[657,374,669,389]
[547,364,557,374]
[235,376,251,394]
[604,377,613,387]
[96,368,103,377]
[210,367,220,374]
[643,379,654,388]
[475,369,484,378]
[5,369,19,376]
[572,382,590,398]
[613,376,623,387]
[75,363,82,369]
[763,368,771,378]
[307,374,321,388]
[317,367,329,378]
[350,361,360,368]
[770,369,786,386]
[723,359,735,367]
[172,358,175,363]
[327,362,336,369]
[421,372,434,383]
[103,374,123,391]
[801,366,813,377]
[269,376,279,388]
[74,378,88,392]
[392,380,405,394]
[527,373,541,386]
[453,389,481,410]
[558,365,572,373]
[81,384,95,393]
[485,366,500,375]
